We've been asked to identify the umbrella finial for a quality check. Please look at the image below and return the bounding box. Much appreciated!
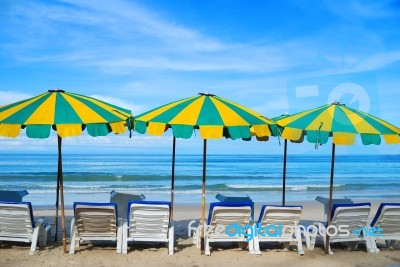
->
[199,92,215,97]
[49,88,65,93]
[332,101,345,106]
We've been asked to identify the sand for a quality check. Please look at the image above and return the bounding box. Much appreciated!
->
[1,200,400,267]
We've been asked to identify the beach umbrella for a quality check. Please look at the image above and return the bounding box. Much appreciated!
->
[133,92,277,253]
[275,101,400,254]
[0,89,132,253]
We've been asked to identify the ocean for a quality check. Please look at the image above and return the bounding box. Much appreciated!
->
[0,154,399,207]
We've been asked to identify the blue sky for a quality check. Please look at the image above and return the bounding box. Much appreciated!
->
[0,0,399,155]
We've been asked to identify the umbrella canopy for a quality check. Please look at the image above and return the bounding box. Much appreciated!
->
[275,101,400,254]
[276,102,400,146]
[134,93,275,139]
[0,89,132,253]
[0,90,131,137]
[133,92,276,253]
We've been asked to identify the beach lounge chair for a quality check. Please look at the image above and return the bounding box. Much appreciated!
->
[122,201,174,255]
[369,203,400,251]
[69,202,122,254]
[253,205,305,255]
[0,201,51,255]
[308,203,377,254]
[193,201,254,256]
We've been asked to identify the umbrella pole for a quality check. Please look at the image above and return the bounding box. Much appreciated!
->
[200,139,207,254]
[55,160,60,242]
[57,135,67,253]
[325,143,336,255]
[170,137,176,221]
[282,139,288,206]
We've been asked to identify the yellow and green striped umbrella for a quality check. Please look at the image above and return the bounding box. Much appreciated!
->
[0,89,132,138]
[276,102,400,145]
[133,93,276,254]
[275,101,400,254]
[0,89,132,253]
[134,93,276,139]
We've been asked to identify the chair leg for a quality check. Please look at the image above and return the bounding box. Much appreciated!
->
[122,222,128,254]
[194,225,202,248]
[365,236,379,253]
[253,236,261,255]
[168,225,174,255]
[69,225,77,254]
[309,234,316,250]
[29,225,40,255]
[116,221,122,254]
[248,238,255,254]
[205,235,211,256]
[295,227,305,255]
[322,234,333,255]
[192,227,198,245]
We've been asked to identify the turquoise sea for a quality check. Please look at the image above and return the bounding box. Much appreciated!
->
[0,154,399,207]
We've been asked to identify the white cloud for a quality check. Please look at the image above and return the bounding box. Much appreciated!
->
[2,0,293,73]
[0,91,32,106]
[89,94,147,115]
[324,0,399,19]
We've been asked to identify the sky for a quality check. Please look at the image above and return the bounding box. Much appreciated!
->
[0,0,400,155]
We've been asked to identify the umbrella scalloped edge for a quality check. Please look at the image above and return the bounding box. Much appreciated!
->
[134,121,275,140]
[281,127,400,145]
[0,121,129,138]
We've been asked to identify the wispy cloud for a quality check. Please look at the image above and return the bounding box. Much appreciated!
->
[324,0,399,19]
[0,91,32,105]
[90,94,146,115]
[0,0,305,73]
[3,0,399,77]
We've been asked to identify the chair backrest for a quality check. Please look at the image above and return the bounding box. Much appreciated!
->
[73,202,118,237]
[370,203,400,237]
[257,205,302,237]
[127,201,171,239]
[329,203,371,236]
[207,202,252,236]
[0,201,35,239]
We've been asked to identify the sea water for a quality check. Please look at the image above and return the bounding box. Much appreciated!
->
[0,154,399,207]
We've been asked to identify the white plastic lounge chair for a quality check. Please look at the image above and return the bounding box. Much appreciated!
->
[122,201,174,255]
[369,203,400,251]
[253,205,305,255]
[0,201,51,255]
[69,202,122,254]
[308,203,377,254]
[193,201,254,256]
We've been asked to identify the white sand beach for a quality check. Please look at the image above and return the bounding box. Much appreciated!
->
[1,200,399,267]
